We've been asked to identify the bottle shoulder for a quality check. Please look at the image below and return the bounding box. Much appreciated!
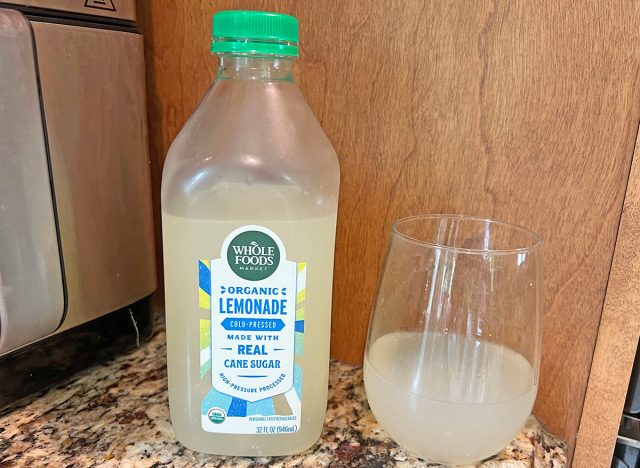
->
[161,80,339,218]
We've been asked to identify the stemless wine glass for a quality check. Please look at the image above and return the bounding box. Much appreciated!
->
[363,215,542,465]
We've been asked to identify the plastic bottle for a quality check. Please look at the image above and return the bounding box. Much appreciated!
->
[161,10,340,455]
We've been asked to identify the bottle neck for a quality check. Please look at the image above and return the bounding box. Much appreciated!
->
[216,55,295,82]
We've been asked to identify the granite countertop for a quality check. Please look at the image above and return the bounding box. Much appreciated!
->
[0,322,567,467]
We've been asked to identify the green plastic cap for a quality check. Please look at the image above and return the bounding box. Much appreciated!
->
[211,10,299,57]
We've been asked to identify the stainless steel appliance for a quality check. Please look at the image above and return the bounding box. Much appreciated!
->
[613,343,640,467]
[613,414,640,468]
[0,0,155,407]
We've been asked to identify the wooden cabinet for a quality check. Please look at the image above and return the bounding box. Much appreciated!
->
[573,136,640,466]
[137,1,640,464]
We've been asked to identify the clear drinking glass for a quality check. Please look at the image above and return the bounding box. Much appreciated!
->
[363,215,543,465]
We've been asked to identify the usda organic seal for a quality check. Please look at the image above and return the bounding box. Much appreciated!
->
[207,407,226,424]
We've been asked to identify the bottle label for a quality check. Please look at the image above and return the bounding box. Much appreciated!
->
[198,225,305,434]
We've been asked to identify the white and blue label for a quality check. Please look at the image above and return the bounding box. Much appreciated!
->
[198,225,306,434]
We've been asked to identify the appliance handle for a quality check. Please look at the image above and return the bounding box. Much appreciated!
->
[0,8,65,355]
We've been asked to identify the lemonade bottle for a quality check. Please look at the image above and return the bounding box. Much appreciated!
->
[161,10,340,455]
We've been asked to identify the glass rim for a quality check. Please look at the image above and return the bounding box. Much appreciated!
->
[391,214,543,256]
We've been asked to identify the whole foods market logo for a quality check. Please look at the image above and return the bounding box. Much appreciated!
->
[227,230,280,281]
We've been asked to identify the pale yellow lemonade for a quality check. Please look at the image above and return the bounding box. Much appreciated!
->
[162,11,340,455]
[163,184,336,455]
[364,331,537,464]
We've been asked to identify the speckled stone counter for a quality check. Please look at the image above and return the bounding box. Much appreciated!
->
[0,323,567,467]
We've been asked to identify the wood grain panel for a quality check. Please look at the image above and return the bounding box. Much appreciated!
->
[573,132,640,467]
[137,0,640,456]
